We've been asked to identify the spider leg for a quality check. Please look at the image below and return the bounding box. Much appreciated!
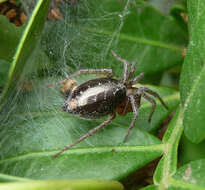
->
[142,93,156,122]
[122,98,130,115]
[45,69,114,88]
[53,113,115,158]
[111,51,130,84]
[69,69,114,78]
[140,87,168,110]
[129,61,137,79]
[123,95,139,142]
[131,73,144,85]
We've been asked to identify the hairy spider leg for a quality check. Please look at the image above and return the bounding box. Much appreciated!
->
[142,93,156,122]
[69,69,114,79]
[122,98,130,115]
[123,95,139,142]
[140,87,168,110]
[135,86,168,122]
[111,51,135,84]
[134,87,157,123]
[54,113,116,158]
[45,69,114,88]
[129,61,137,79]
[131,73,144,85]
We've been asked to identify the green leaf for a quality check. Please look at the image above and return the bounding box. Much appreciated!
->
[170,5,188,36]
[0,0,51,107]
[0,180,124,190]
[148,0,176,15]
[0,173,29,182]
[179,0,205,143]
[0,0,185,186]
[43,0,186,76]
[154,106,184,185]
[179,135,205,165]
[186,0,204,34]
[0,16,24,62]
[140,185,157,190]
[166,159,205,190]
[0,59,10,87]
[0,145,163,180]
[0,77,180,179]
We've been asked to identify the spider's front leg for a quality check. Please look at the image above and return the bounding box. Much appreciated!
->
[111,51,136,84]
[69,68,114,79]
[44,68,114,89]
[131,73,144,85]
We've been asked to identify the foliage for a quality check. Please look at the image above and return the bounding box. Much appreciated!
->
[0,0,205,189]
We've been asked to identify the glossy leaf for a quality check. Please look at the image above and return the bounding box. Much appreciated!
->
[179,0,205,143]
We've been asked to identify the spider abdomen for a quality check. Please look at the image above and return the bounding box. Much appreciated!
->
[62,78,126,119]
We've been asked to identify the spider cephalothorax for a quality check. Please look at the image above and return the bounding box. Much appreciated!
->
[47,51,168,157]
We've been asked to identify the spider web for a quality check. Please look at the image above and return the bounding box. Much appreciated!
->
[0,0,184,180]
[42,0,135,78]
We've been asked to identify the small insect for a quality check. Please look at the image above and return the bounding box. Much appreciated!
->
[47,51,168,158]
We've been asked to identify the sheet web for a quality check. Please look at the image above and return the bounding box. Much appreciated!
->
[40,0,134,153]
[0,0,183,180]
[42,0,134,77]
[0,0,141,179]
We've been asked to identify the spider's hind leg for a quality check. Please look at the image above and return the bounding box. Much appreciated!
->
[136,86,168,122]
[141,87,168,110]
[123,95,139,142]
[54,113,115,158]
[142,93,156,122]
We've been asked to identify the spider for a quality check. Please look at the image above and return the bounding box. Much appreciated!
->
[47,51,168,158]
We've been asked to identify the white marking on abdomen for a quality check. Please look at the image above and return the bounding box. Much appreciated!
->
[78,85,109,106]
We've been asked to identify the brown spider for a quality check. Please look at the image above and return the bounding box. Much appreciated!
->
[47,51,168,157]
